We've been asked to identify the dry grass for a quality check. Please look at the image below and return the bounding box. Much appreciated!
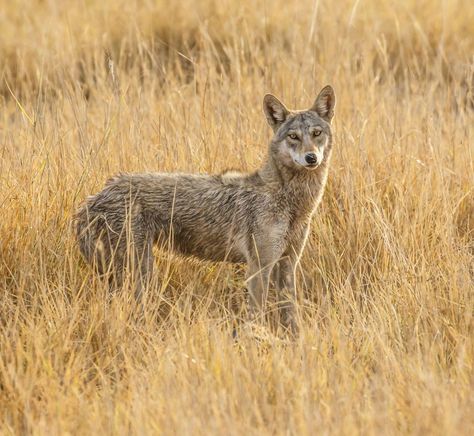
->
[1,0,473,434]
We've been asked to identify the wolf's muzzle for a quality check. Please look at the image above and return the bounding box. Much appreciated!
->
[305,152,318,166]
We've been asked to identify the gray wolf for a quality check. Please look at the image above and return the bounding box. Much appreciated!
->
[75,85,336,331]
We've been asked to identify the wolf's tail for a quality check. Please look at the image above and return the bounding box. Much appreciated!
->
[73,198,100,266]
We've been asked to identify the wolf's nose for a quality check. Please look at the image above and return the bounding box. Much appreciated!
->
[305,153,318,165]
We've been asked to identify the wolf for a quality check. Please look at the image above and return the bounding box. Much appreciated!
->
[74,85,336,331]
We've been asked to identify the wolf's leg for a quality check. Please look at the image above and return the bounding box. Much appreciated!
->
[245,232,286,321]
[246,240,282,320]
[103,236,126,294]
[134,237,154,302]
[104,219,154,303]
[88,215,128,294]
[275,256,298,333]
[246,261,273,319]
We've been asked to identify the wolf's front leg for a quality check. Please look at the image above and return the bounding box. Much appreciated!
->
[246,261,273,320]
[275,256,298,334]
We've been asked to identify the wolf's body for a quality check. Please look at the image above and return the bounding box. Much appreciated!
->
[75,86,336,330]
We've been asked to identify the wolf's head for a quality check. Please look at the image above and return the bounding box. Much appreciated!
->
[263,86,335,171]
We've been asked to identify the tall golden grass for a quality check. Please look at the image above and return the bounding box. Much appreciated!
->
[1,0,473,433]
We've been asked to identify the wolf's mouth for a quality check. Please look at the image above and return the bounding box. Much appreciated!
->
[291,156,319,169]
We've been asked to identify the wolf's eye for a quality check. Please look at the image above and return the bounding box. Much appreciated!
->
[288,133,298,140]
[313,129,322,137]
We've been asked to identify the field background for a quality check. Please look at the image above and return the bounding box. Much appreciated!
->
[1,0,473,434]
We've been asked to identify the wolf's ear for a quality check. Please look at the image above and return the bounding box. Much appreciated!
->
[263,94,290,131]
[311,85,336,123]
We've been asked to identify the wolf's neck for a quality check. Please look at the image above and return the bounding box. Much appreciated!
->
[258,151,331,216]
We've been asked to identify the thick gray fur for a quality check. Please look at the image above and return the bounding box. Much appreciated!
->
[75,86,336,331]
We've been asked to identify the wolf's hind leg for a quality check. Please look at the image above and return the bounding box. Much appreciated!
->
[91,233,126,294]
[133,237,154,302]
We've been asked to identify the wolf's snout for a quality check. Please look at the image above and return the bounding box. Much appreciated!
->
[305,153,318,165]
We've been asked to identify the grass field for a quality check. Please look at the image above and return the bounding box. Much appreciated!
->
[1,0,473,434]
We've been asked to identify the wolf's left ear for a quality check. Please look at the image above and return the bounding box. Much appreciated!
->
[263,94,290,132]
[311,85,336,123]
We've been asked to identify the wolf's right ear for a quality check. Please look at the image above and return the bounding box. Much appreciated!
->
[263,94,290,132]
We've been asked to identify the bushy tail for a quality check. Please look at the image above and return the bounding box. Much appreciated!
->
[74,199,99,266]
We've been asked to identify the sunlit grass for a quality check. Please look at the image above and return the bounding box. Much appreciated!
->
[0,0,473,434]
